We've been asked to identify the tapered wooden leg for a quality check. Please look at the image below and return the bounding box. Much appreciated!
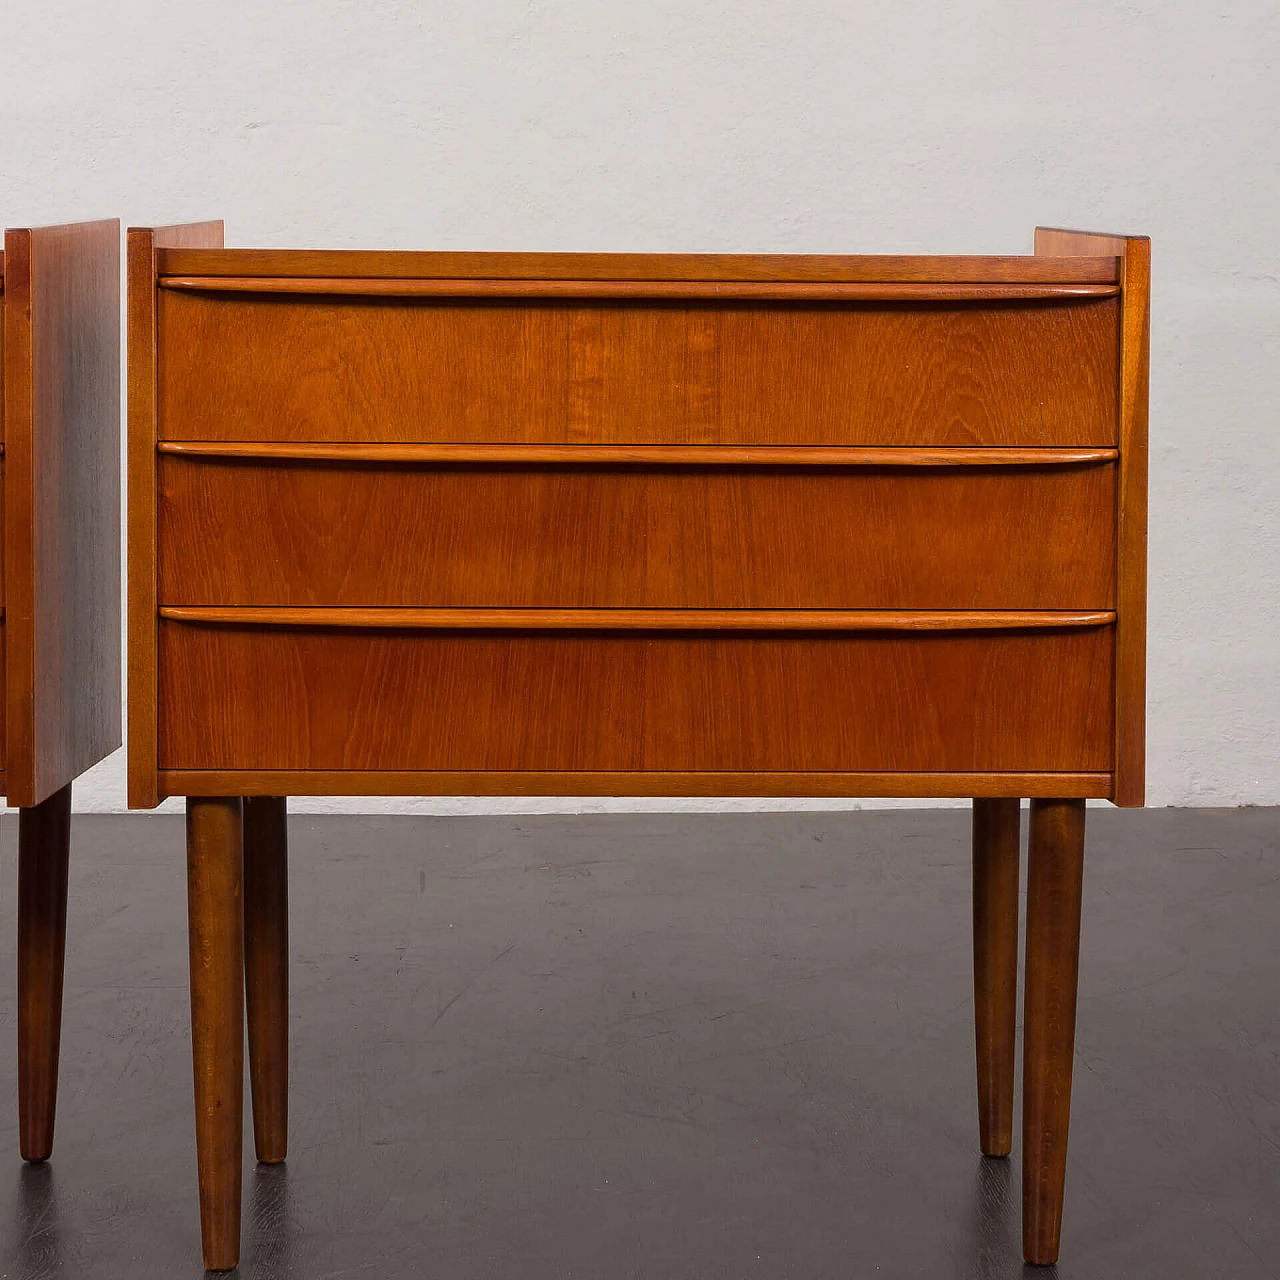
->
[186,797,245,1272]
[17,783,73,1162]
[972,797,1020,1158]
[1022,798,1086,1266]
[244,796,289,1164]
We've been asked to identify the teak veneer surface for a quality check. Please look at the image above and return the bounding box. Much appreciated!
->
[156,622,1114,774]
[157,456,1118,610]
[156,292,1120,447]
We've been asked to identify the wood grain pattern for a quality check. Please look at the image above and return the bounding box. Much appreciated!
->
[157,441,1120,466]
[156,623,1114,774]
[972,797,1021,1158]
[157,457,1117,610]
[3,221,120,807]
[160,276,1119,301]
[16,782,72,1161]
[156,293,1121,447]
[1022,797,1086,1265]
[186,795,245,1271]
[1037,228,1149,808]
[156,248,1121,284]
[128,221,224,808]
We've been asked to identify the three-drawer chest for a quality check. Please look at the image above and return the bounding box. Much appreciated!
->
[128,224,1149,1270]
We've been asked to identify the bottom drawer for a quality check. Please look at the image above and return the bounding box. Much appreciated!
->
[157,620,1114,774]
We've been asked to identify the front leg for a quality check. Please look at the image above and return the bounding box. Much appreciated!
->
[1022,797,1086,1265]
[186,796,246,1271]
[17,783,73,1161]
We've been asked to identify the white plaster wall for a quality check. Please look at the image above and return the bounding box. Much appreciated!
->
[2,2,1277,813]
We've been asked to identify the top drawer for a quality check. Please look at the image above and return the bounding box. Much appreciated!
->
[156,291,1119,447]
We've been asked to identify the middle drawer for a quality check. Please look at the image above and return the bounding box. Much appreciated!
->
[157,453,1116,610]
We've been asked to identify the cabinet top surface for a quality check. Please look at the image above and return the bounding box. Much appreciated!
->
[151,247,1121,285]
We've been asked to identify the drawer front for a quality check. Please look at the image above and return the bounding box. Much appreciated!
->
[157,456,1117,610]
[157,621,1114,773]
[157,293,1119,447]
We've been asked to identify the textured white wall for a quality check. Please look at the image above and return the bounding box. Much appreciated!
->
[3,2,1277,812]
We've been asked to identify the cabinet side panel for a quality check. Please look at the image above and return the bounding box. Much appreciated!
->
[4,221,121,807]
[1036,227,1148,806]
[1113,240,1150,805]
[128,221,224,808]
[127,230,159,807]
[1,283,6,614]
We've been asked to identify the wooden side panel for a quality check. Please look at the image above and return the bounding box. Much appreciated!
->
[1,249,5,438]
[1113,242,1150,807]
[3,221,120,807]
[1034,229,1128,259]
[1037,228,1149,806]
[1,263,6,609]
[156,294,1120,447]
[157,623,1115,773]
[157,456,1118,610]
[1,260,5,779]
[128,221,224,808]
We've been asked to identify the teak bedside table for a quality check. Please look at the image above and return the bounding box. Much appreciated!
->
[127,224,1149,1270]
[2,220,121,1162]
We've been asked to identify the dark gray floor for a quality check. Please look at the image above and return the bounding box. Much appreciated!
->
[0,808,1277,1279]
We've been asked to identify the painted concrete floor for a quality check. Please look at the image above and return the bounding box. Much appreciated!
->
[0,808,1277,1278]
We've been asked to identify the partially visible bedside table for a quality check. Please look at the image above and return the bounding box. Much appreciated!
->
[3,220,121,1164]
